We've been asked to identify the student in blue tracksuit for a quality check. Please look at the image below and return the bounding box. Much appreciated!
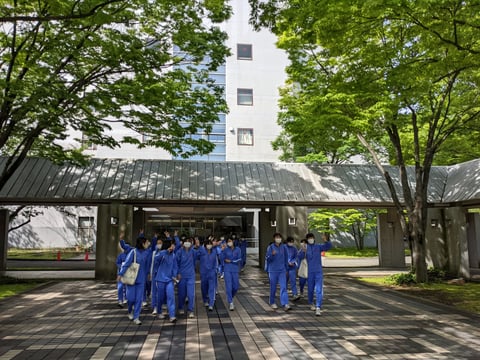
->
[176,236,199,318]
[117,236,152,325]
[286,236,301,301]
[237,235,248,272]
[153,240,178,323]
[297,239,308,297]
[219,237,241,310]
[115,245,129,307]
[196,238,218,311]
[150,236,163,315]
[297,233,332,316]
[265,233,291,311]
[216,236,226,279]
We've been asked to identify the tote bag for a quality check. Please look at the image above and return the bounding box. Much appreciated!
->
[121,249,140,285]
[298,258,308,279]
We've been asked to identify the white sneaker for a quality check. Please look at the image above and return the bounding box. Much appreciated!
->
[170,317,177,323]
[229,303,234,311]
[157,313,165,319]
[310,305,316,311]
[292,294,301,301]
[128,312,134,320]
[284,304,291,311]
[133,318,142,325]
[208,306,214,311]
[142,301,147,307]
[188,312,195,318]
[118,302,124,308]
[271,303,278,310]
[178,309,185,315]
[152,307,158,315]
[204,302,209,307]
[315,308,322,316]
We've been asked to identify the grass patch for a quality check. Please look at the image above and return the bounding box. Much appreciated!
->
[359,276,480,315]
[0,278,47,300]
[327,247,379,258]
[8,248,84,260]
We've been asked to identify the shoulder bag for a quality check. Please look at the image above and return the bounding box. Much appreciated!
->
[121,249,140,285]
[298,257,308,279]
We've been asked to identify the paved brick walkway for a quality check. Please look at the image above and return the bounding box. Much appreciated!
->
[1,265,479,359]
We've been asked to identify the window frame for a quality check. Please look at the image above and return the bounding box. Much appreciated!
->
[237,128,254,146]
[237,88,253,106]
[237,43,253,60]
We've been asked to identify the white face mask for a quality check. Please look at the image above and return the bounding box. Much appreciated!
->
[183,242,192,248]
[227,241,233,247]
[156,244,162,250]
[274,238,282,244]
[206,244,213,250]
[287,243,293,246]
[307,238,314,245]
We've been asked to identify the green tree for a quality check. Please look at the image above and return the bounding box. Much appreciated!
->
[309,208,380,250]
[250,0,480,281]
[0,0,231,190]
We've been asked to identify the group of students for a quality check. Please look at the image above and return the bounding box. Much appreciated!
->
[265,232,332,316]
[116,230,247,325]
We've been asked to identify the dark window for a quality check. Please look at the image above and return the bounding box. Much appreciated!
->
[237,44,252,60]
[237,88,253,106]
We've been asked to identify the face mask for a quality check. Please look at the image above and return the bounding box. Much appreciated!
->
[274,238,282,244]
[144,242,150,249]
[156,244,162,250]
[287,243,293,246]
[227,241,233,247]
[183,242,192,248]
[307,238,314,245]
[302,243,307,248]
[206,244,213,250]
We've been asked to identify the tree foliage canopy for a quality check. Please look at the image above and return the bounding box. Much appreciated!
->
[0,0,231,189]
[250,0,480,281]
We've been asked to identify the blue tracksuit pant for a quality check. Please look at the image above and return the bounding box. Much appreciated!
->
[156,281,176,319]
[308,272,324,308]
[287,269,298,296]
[201,271,217,307]
[126,282,145,320]
[177,276,195,312]
[224,271,239,304]
[268,271,289,306]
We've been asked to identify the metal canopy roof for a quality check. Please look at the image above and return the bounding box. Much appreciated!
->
[0,157,478,207]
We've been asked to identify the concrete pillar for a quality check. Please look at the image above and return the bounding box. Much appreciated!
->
[377,208,405,267]
[0,209,9,275]
[466,212,480,268]
[444,207,470,278]
[425,208,448,269]
[95,204,133,281]
[258,207,276,270]
[275,206,308,245]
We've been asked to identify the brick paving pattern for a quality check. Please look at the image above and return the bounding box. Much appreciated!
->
[0,266,479,359]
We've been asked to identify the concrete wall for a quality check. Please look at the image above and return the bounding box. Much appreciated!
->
[466,212,480,268]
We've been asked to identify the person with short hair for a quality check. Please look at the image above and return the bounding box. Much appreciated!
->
[285,236,301,301]
[297,233,332,316]
[153,240,178,323]
[117,236,152,325]
[176,236,199,318]
[297,239,308,297]
[196,238,218,311]
[219,237,242,311]
[265,233,291,311]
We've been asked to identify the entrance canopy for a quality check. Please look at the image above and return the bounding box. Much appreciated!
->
[0,157,479,207]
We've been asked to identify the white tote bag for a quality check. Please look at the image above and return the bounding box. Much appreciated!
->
[121,249,140,285]
[298,258,308,279]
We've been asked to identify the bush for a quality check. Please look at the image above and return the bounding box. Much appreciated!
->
[386,267,453,286]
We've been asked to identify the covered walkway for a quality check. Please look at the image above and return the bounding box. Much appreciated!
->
[1,262,479,360]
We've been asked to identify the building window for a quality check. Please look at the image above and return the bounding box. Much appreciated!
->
[237,88,253,106]
[237,44,252,60]
[81,134,97,150]
[238,128,254,146]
